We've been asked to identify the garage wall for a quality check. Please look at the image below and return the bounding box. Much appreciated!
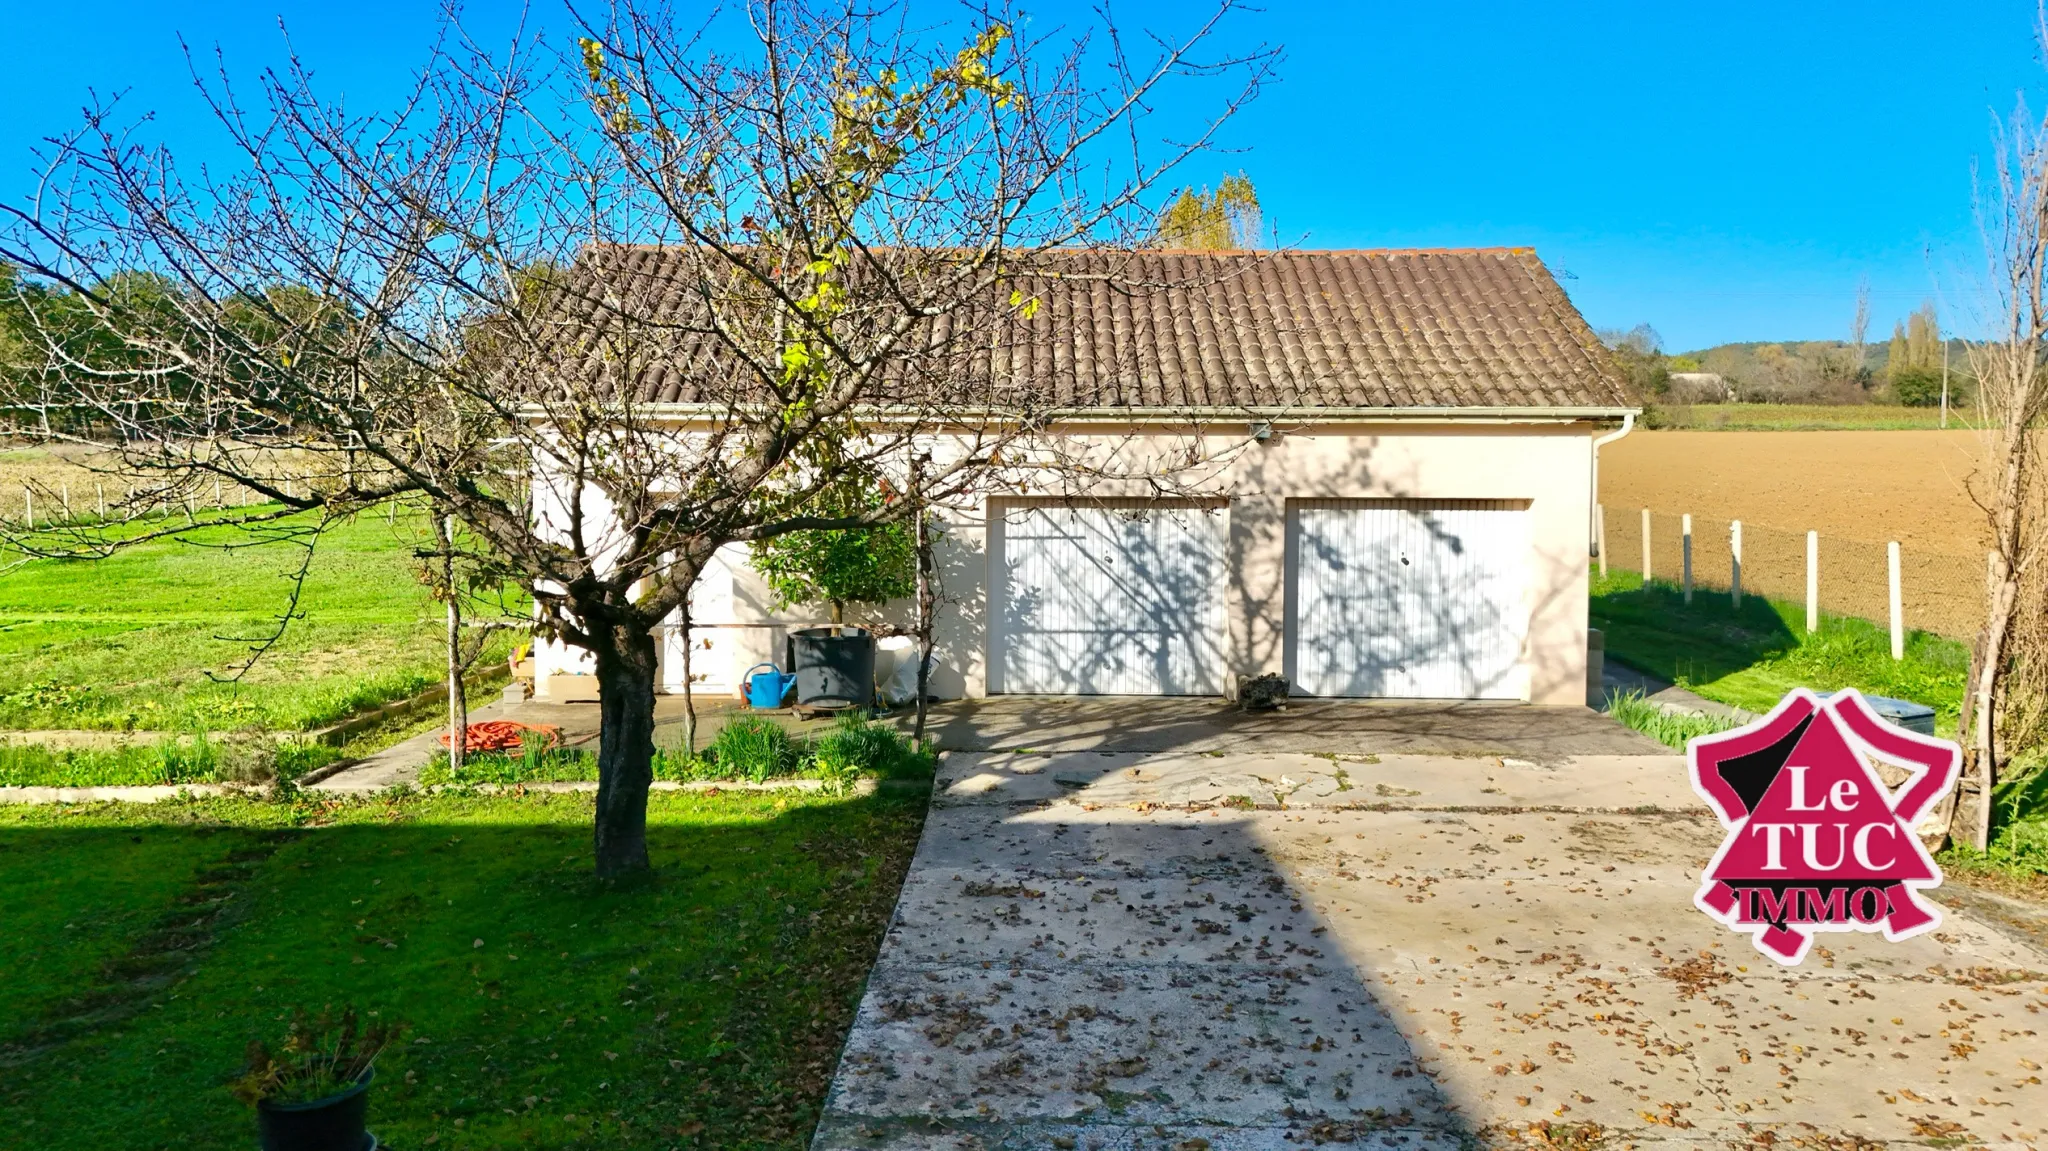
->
[532,420,1598,706]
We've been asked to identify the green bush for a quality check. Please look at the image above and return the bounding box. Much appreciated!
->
[812,714,932,781]
[706,716,802,782]
[1891,365,1946,407]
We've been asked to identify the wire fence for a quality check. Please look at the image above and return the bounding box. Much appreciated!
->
[6,477,294,530]
[1598,505,1984,641]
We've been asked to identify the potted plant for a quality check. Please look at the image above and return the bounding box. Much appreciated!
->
[751,488,915,712]
[231,1008,401,1151]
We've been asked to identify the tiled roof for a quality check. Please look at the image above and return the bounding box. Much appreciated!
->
[574,246,1633,411]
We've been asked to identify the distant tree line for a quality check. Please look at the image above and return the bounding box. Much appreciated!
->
[1597,302,1974,408]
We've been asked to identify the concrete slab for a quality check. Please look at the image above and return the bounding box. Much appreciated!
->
[0,783,233,804]
[813,754,2048,1151]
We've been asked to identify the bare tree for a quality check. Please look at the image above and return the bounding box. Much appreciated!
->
[1957,79,2048,850]
[1850,277,1871,380]
[0,0,1274,876]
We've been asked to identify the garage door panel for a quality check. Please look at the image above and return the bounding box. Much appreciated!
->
[996,504,1226,695]
[1290,501,1528,700]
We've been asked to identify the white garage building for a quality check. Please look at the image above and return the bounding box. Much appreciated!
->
[534,247,1637,708]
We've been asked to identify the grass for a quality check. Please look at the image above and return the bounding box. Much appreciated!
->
[1591,570,1967,734]
[0,787,926,1149]
[0,508,519,732]
[1590,574,2048,877]
[1644,403,1977,431]
[415,714,938,788]
[1601,689,1740,750]
[0,736,344,788]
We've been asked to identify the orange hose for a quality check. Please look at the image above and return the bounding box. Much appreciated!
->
[438,720,563,753]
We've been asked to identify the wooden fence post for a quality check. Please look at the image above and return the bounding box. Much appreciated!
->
[1731,520,1743,609]
[21,485,30,529]
[96,483,105,521]
[1640,508,1652,583]
[1888,542,1904,660]
[60,483,70,519]
[1681,514,1694,604]
[1805,530,1819,633]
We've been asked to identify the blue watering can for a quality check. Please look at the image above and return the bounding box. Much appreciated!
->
[744,663,797,710]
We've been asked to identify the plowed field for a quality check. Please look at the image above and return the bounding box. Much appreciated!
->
[1600,429,1984,552]
[1598,429,1986,637]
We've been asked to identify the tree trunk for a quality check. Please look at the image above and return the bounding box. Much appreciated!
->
[440,514,466,778]
[913,501,936,748]
[593,619,659,878]
[1964,551,2019,850]
[679,601,698,760]
[1957,410,2032,850]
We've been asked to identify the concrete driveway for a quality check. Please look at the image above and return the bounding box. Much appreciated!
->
[912,697,1667,758]
[811,748,2048,1150]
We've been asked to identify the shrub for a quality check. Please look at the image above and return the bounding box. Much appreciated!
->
[1891,366,1946,407]
[812,714,931,781]
[707,715,802,781]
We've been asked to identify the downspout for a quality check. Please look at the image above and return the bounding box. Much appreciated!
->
[1588,412,1636,558]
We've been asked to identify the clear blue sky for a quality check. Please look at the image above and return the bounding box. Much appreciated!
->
[0,0,2040,350]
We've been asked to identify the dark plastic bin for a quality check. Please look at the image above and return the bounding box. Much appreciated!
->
[787,626,875,710]
[1819,691,1936,736]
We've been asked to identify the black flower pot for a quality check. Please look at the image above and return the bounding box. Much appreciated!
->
[257,1068,375,1151]
[786,626,875,711]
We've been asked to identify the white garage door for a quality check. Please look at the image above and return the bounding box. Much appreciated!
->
[993,502,1227,695]
[1288,500,1529,699]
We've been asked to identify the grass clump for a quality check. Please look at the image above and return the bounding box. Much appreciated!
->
[1591,571,1966,734]
[1939,754,2048,886]
[0,735,221,787]
[812,713,933,781]
[0,735,343,788]
[707,714,804,781]
[1603,690,1740,750]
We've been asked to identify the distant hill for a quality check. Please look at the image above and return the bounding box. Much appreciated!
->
[1657,339,1974,405]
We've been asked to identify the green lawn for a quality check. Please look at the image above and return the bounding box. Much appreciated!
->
[0,788,925,1149]
[0,509,518,732]
[1591,570,1967,733]
[1589,573,2048,876]
[1645,403,1977,431]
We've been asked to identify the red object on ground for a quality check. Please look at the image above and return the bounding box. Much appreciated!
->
[438,720,563,753]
